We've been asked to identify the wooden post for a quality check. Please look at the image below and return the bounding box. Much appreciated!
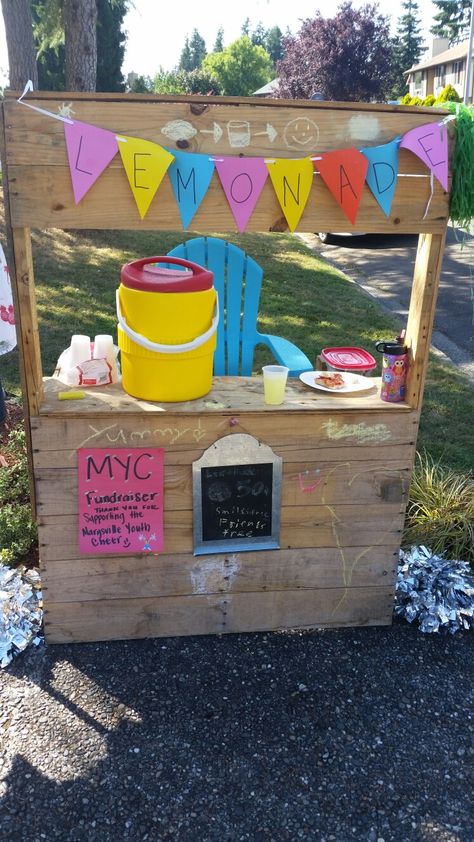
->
[405,232,446,410]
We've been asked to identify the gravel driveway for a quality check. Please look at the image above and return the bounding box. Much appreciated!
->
[1,622,473,841]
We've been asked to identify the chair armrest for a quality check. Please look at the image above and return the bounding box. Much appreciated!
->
[258,334,313,377]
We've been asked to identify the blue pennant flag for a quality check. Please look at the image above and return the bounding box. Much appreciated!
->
[361,138,400,217]
[167,149,215,229]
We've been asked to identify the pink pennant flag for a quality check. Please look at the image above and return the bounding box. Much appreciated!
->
[400,122,448,191]
[215,157,268,232]
[64,120,119,204]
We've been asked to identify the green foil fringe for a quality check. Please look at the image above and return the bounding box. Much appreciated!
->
[446,102,474,230]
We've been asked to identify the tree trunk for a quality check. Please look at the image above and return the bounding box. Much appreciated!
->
[64,0,97,91]
[1,0,38,90]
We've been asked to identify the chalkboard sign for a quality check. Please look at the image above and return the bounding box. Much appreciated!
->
[193,434,282,555]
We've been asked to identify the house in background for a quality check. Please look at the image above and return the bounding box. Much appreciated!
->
[406,38,473,103]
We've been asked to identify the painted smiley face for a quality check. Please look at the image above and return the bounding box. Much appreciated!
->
[283,117,320,150]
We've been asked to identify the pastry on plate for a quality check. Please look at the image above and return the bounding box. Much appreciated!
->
[314,371,345,389]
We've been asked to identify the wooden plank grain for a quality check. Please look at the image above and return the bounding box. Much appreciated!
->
[43,585,395,643]
[8,163,449,232]
[40,545,400,603]
[38,503,404,560]
[35,459,411,516]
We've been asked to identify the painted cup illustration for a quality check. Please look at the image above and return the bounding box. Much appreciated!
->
[375,340,408,402]
[227,121,251,148]
[262,365,289,405]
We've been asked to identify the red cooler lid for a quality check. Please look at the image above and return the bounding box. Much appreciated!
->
[321,346,376,370]
[121,256,213,292]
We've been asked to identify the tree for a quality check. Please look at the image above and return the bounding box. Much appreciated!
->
[391,1,425,98]
[189,29,207,69]
[96,0,127,92]
[277,2,395,102]
[178,36,193,71]
[63,0,97,90]
[1,0,38,89]
[431,0,472,45]
[241,17,250,36]
[251,22,266,48]
[265,26,284,66]
[213,26,224,52]
[202,35,273,96]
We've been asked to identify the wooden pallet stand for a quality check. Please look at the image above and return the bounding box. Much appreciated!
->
[0,93,449,643]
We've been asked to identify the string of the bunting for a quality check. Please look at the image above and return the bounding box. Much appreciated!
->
[17,82,451,231]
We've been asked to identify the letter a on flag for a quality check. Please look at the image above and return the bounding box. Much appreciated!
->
[119,136,174,219]
[64,120,119,204]
[316,148,368,225]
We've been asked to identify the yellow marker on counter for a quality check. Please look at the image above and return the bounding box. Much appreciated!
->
[58,390,86,401]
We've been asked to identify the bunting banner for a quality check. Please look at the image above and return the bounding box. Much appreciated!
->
[64,120,119,204]
[266,157,314,232]
[215,157,269,233]
[167,149,215,230]
[118,136,175,219]
[361,138,400,217]
[16,84,454,229]
[316,148,368,225]
[400,123,448,191]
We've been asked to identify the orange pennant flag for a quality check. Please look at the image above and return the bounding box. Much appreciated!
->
[266,157,314,231]
[316,148,368,225]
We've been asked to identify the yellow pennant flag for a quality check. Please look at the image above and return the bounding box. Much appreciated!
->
[118,136,174,219]
[266,157,314,231]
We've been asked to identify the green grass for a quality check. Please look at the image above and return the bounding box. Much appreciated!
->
[1,227,473,472]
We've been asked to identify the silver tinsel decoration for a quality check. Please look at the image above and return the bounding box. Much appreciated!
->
[0,566,43,668]
[395,546,474,634]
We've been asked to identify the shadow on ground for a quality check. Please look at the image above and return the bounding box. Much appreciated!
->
[2,623,473,841]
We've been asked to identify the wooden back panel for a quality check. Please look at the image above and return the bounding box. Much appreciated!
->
[2,92,449,233]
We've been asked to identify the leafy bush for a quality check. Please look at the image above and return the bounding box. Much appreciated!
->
[434,84,462,104]
[400,93,412,105]
[423,94,436,107]
[0,425,37,567]
[403,453,474,566]
[409,96,423,106]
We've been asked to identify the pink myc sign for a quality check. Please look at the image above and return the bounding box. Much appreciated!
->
[78,448,164,555]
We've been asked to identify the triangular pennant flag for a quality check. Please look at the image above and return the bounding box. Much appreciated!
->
[118,136,174,219]
[167,149,215,229]
[400,122,448,191]
[64,120,119,204]
[316,148,368,225]
[361,138,400,217]
[215,157,268,232]
[266,157,314,232]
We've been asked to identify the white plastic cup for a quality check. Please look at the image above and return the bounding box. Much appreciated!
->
[69,334,91,366]
[262,365,289,405]
[93,334,115,363]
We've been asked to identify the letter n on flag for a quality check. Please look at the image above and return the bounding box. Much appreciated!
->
[316,148,368,225]
[64,120,119,204]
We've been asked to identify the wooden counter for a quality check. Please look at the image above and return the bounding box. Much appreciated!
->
[32,375,416,642]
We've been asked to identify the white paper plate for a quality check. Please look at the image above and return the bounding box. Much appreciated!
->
[299,370,375,393]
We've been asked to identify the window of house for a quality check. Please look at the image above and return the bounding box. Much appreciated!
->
[436,64,446,86]
[453,60,464,84]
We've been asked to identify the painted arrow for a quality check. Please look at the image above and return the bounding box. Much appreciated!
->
[254,124,278,143]
[199,122,223,143]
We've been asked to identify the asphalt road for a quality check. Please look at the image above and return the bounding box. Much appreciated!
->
[1,623,473,841]
[301,227,474,383]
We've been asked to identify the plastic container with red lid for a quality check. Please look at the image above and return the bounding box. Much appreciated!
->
[120,256,213,293]
[321,346,376,374]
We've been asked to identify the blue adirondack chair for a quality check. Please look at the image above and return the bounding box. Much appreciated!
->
[167,237,312,377]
